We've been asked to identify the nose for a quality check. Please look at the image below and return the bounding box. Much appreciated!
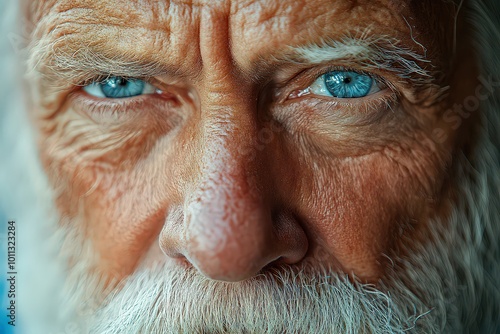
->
[160,114,308,282]
[158,12,308,280]
[182,184,308,281]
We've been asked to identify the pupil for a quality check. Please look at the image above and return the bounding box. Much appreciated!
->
[343,77,352,84]
[117,78,127,86]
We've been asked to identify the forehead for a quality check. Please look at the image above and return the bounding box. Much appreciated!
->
[29,0,453,79]
[32,0,405,21]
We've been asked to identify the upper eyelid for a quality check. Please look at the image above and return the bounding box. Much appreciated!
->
[81,75,150,85]
[282,61,396,88]
[79,76,167,97]
[278,65,393,100]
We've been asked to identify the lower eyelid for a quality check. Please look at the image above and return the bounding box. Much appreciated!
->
[287,87,397,112]
[307,91,398,117]
[73,85,181,113]
[70,91,169,125]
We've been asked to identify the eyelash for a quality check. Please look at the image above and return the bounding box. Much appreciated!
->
[72,75,175,121]
[317,90,399,116]
[292,65,390,94]
[72,90,150,119]
[280,65,398,111]
[79,75,146,86]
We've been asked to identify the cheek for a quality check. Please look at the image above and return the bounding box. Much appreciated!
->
[35,102,188,278]
[37,97,183,172]
[291,138,445,280]
[81,180,167,278]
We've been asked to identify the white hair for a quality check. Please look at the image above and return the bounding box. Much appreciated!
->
[0,0,498,333]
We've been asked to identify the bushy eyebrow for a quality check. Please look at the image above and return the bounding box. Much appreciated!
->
[27,35,179,89]
[280,35,434,87]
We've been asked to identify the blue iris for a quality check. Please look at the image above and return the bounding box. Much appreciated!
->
[323,71,373,98]
[100,77,146,98]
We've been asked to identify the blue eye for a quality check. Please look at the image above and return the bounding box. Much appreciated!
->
[83,77,157,99]
[309,70,383,99]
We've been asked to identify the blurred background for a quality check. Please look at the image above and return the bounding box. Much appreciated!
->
[1,1,25,333]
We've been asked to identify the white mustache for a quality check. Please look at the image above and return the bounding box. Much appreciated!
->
[86,262,434,334]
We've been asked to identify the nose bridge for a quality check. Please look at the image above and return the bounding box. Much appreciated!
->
[200,90,260,181]
[184,92,271,267]
[197,3,258,160]
[197,10,261,197]
[198,114,258,199]
[193,111,262,231]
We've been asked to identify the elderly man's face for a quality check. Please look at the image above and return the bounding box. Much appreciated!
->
[23,0,490,332]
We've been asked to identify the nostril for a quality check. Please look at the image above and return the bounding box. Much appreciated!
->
[159,233,182,258]
[261,256,285,270]
[273,211,310,265]
[168,252,185,259]
[258,256,304,279]
[159,205,185,258]
[172,255,192,269]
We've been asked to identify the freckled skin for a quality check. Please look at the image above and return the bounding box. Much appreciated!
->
[27,0,474,283]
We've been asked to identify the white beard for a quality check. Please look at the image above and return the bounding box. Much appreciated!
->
[1,1,499,333]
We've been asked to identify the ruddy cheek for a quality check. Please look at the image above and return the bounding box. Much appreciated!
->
[290,151,427,281]
[37,103,189,280]
[72,169,170,279]
[319,204,398,280]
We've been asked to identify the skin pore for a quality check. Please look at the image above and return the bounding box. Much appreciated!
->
[0,0,495,332]
[18,0,500,333]
[25,0,469,286]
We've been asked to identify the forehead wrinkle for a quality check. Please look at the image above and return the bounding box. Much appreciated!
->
[29,0,202,87]
[228,0,398,72]
[32,0,174,39]
[33,0,143,27]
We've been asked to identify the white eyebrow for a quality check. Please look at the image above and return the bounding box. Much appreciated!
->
[289,36,433,86]
[294,42,372,65]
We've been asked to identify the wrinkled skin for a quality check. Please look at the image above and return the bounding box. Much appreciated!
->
[27,0,474,285]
